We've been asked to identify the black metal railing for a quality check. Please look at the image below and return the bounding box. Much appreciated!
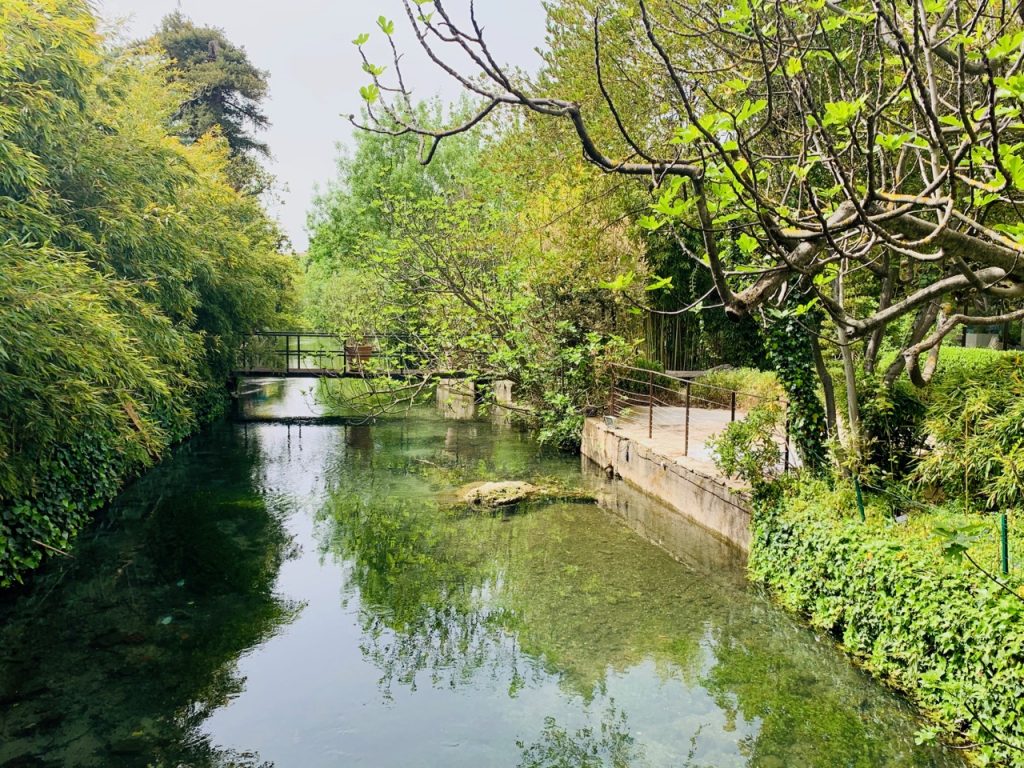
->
[237,332,422,377]
[606,364,793,470]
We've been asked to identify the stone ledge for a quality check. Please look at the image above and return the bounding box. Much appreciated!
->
[581,417,751,552]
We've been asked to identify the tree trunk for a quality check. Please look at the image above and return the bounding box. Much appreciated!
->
[837,264,861,467]
[810,333,838,439]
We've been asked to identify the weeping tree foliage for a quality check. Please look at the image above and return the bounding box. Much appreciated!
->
[352,0,1024,467]
[0,0,295,585]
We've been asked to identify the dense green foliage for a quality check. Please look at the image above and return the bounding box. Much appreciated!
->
[305,117,642,448]
[641,234,768,371]
[751,480,1024,767]
[151,12,271,192]
[0,0,294,585]
[913,352,1024,511]
[857,377,928,482]
[853,348,1024,504]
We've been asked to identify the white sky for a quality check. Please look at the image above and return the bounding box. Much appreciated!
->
[95,0,549,251]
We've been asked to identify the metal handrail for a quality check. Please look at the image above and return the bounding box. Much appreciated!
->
[606,363,792,470]
[609,363,786,405]
[236,332,457,379]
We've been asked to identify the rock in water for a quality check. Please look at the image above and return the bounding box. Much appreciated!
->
[460,481,541,508]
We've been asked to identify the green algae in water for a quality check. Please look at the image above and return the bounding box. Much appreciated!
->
[0,380,966,768]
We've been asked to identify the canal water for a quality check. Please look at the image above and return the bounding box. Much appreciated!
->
[0,380,963,768]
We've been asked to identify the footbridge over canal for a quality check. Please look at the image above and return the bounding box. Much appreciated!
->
[233,332,484,380]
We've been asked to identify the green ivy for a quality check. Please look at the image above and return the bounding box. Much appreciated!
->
[751,481,1024,767]
[763,309,829,474]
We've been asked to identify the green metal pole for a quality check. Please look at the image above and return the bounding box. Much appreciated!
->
[854,476,866,522]
[1001,513,1009,576]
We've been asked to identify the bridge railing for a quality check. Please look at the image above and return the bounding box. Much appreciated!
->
[238,332,422,377]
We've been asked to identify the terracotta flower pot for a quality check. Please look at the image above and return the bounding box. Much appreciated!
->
[344,342,375,372]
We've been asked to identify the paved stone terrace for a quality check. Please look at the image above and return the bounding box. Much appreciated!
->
[606,406,797,488]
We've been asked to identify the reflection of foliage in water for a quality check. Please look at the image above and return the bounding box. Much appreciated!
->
[516,705,714,768]
[517,703,644,768]
[0,426,299,768]
[317,418,962,767]
[700,613,948,768]
[315,416,581,696]
[321,485,526,697]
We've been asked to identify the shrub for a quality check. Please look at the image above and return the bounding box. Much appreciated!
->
[927,347,1021,392]
[751,481,1024,767]
[857,378,927,481]
[691,367,782,409]
[913,352,1024,510]
[708,404,784,497]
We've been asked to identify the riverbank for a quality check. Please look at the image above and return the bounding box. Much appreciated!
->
[581,406,1024,766]
[752,480,1024,767]
[0,383,236,588]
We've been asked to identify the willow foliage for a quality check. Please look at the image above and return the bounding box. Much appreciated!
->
[0,0,295,584]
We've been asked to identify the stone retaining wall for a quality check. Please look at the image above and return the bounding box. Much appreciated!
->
[581,417,752,552]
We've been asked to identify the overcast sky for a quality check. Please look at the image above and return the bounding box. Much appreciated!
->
[95,0,549,250]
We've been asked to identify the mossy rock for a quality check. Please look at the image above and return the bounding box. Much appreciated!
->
[450,481,597,511]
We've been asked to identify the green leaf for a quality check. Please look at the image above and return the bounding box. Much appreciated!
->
[932,520,988,561]
[352,33,370,46]
[813,266,838,286]
[637,214,665,231]
[645,275,673,292]
[821,98,865,128]
[598,271,635,291]
[793,297,819,316]
[359,84,380,104]
[988,30,1024,62]
[735,98,768,126]
[736,232,759,255]
[875,132,911,152]
[377,16,395,35]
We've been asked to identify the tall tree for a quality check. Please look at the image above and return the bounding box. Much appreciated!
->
[152,12,270,190]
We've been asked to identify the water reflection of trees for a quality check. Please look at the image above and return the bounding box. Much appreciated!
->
[0,427,299,768]
[319,430,959,768]
[516,703,650,768]
[321,487,528,697]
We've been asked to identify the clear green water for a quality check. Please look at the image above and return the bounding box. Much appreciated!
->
[0,380,965,768]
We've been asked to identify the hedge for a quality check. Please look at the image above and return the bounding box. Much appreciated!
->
[750,482,1024,767]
